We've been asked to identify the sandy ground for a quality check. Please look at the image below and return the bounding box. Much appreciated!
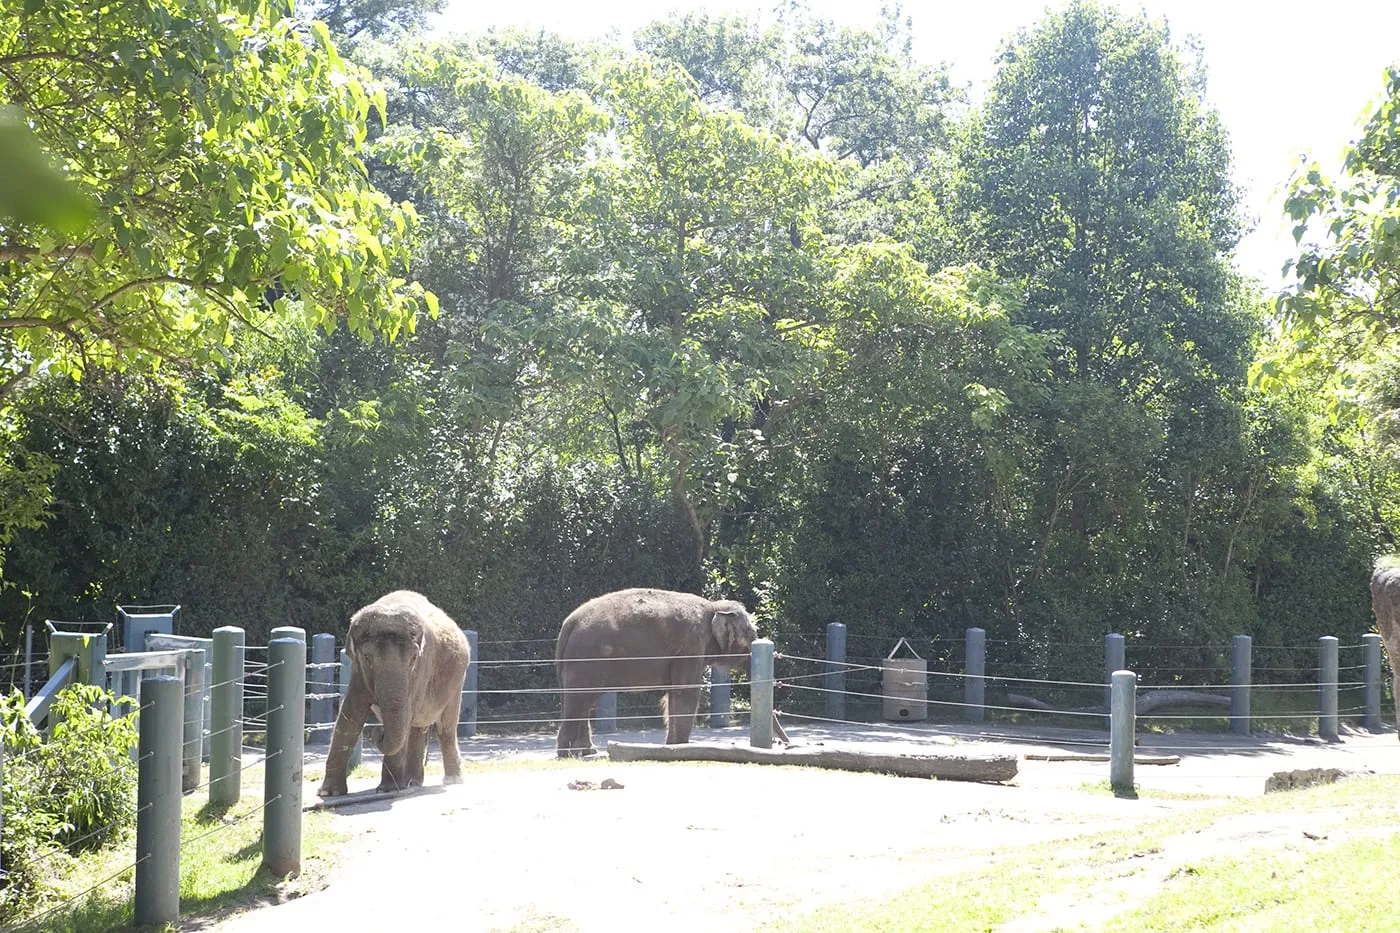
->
[199,721,1400,933]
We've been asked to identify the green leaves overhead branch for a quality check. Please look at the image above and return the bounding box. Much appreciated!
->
[0,0,430,398]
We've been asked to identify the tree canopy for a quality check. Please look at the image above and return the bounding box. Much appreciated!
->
[0,0,1392,689]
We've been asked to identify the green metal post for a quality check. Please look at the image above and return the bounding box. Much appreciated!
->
[965,627,986,722]
[135,676,182,925]
[1319,635,1339,742]
[210,627,245,806]
[182,647,206,793]
[264,637,304,877]
[1110,670,1136,798]
[750,639,774,749]
[1363,633,1383,731]
[1230,635,1252,735]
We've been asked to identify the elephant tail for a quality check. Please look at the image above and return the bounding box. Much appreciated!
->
[555,618,574,684]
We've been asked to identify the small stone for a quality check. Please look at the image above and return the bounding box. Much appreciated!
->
[601,778,624,790]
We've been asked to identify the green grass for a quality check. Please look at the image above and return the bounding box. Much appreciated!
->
[8,763,348,933]
[764,774,1400,933]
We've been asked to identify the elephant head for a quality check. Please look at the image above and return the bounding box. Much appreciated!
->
[710,601,758,673]
[349,624,427,758]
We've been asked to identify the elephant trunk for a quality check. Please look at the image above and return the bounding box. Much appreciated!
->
[373,675,413,758]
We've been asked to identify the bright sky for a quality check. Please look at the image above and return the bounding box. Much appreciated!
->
[432,0,1400,287]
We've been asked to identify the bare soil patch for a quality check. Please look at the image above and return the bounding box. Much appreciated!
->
[204,723,1400,933]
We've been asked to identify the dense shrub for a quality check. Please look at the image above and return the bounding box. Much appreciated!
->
[0,685,139,921]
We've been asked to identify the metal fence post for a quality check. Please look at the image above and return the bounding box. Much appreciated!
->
[338,649,362,772]
[750,639,775,749]
[965,627,986,723]
[135,675,182,926]
[264,637,304,877]
[181,648,206,793]
[595,692,618,734]
[210,627,245,806]
[460,630,478,740]
[1363,633,1383,732]
[309,633,336,745]
[1319,635,1339,742]
[825,622,847,722]
[1230,635,1252,735]
[1110,669,1136,797]
[1104,633,1125,711]
[710,665,731,728]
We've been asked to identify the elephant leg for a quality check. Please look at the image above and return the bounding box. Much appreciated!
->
[664,686,701,744]
[379,746,409,793]
[405,726,429,787]
[1393,668,1399,741]
[558,688,599,758]
[318,668,371,798]
[436,701,464,785]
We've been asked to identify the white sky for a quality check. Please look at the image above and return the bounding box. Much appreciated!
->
[432,0,1400,287]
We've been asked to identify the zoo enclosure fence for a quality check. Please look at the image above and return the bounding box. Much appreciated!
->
[1,616,1397,930]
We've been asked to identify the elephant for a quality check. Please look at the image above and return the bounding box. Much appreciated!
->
[1370,560,1400,739]
[555,587,786,757]
[318,590,472,797]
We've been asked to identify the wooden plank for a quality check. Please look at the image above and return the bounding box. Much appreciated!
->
[605,741,1019,783]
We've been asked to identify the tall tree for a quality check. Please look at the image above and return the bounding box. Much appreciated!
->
[963,1,1262,642]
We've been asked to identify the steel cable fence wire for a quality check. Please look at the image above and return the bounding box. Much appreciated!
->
[776,709,1114,749]
[778,680,1112,719]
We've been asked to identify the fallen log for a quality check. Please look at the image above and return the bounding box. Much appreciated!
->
[1024,752,1181,765]
[605,741,1018,783]
[1004,690,1231,716]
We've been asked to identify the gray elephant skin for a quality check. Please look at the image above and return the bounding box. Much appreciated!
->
[318,590,472,796]
[555,588,757,756]
[1370,561,1400,739]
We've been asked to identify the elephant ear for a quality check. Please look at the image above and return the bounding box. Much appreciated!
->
[711,606,756,656]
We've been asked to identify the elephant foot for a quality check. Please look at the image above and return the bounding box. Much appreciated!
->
[443,773,463,785]
[317,779,347,798]
[556,746,598,759]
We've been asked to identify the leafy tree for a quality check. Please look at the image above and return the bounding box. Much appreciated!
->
[563,59,835,568]
[1281,65,1400,356]
[961,1,1264,645]
[299,0,444,41]
[0,0,430,395]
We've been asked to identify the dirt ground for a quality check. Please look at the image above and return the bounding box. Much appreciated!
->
[200,721,1400,933]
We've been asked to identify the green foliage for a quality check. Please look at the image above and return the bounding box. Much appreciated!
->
[0,106,91,234]
[0,0,430,395]
[0,684,138,921]
[1281,66,1400,347]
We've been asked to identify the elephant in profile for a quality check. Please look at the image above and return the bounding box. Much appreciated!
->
[556,587,781,757]
[1370,561,1400,739]
[318,590,471,797]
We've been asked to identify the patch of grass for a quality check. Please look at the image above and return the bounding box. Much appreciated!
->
[1077,780,1218,801]
[7,764,346,933]
[763,774,1400,932]
[1101,831,1400,931]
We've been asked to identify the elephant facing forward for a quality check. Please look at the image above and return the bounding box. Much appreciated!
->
[555,587,760,757]
[1370,560,1400,739]
[318,590,471,797]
